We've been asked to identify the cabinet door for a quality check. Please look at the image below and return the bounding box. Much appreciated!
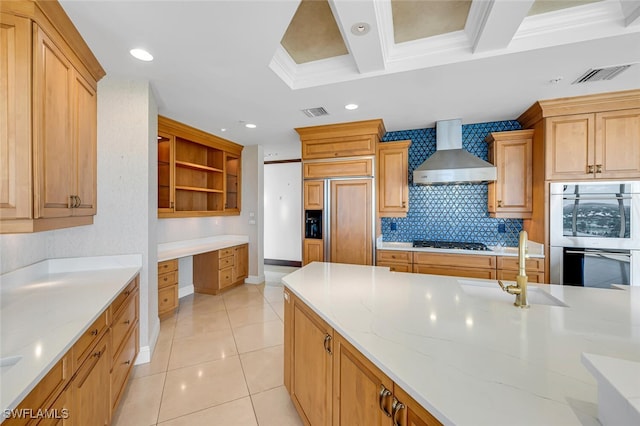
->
[545,114,595,181]
[70,332,110,426]
[233,243,249,282]
[290,297,333,426]
[330,179,372,265]
[224,152,240,213]
[157,133,175,213]
[333,333,394,426]
[393,385,442,426]
[595,109,640,179]
[33,25,74,218]
[303,238,324,265]
[378,141,410,217]
[489,136,532,218]
[0,13,32,220]
[71,71,97,216]
[304,180,324,210]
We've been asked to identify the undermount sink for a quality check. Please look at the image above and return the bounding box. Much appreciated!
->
[0,355,22,374]
[458,280,568,307]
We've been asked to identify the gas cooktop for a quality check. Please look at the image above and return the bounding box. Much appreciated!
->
[412,240,490,251]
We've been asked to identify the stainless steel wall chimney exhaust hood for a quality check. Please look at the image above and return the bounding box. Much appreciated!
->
[413,119,497,185]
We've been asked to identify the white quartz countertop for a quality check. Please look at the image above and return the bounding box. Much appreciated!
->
[282,262,640,426]
[0,255,142,413]
[377,239,545,258]
[157,235,249,261]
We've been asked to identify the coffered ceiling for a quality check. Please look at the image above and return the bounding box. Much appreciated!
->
[60,0,640,159]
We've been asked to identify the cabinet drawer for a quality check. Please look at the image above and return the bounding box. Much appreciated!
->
[219,248,234,258]
[5,356,70,425]
[110,326,138,411]
[72,310,108,370]
[497,256,545,272]
[158,285,178,315]
[111,277,139,317]
[157,259,178,274]
[111,291,138,361]
[413,252,497,269]
[377,262,412,273]
[377,250,412,263]
[158,271,178,289]
[218,267,233,288]
[413,265,497,280]
[304,158,373,179]
[218,255,234,269]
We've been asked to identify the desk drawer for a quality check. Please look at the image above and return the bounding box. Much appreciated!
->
[158,271,178,289]
[219,248,234,258]
[218,267,233,288]
[218,255,234,269]
[158,259,178,274]
[159,285,178,315]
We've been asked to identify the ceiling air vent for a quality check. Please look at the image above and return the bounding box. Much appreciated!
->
[572,64,634,84]
[301,107,329,118]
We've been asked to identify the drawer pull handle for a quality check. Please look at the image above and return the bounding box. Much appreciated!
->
[93,350,102,358]
[125,290,132,296]
[90,328,99,336]
[124,320,131,325]
[392,398,406,426]
[124,360,131,365]
[379,385,392,417]
[323,334,332,355]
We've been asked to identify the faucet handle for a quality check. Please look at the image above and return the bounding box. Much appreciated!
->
[497,280,508,292]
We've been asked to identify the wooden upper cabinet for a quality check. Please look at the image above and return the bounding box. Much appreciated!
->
[519,90,640,181]
[157,116,243,218]
[296,119,385,160]
[0,13,32,221]
[485,130,533,218]
[595,109,640,179]
[545,114,595,180]
[304,181,324,210]
[378,140,410,217]
[1,2,104,233]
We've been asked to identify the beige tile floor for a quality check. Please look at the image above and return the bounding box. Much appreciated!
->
[112,266,302,426]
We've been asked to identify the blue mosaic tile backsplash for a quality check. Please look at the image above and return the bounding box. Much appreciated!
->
[381,120,523,247]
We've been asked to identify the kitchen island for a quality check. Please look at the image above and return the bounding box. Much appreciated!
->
[282,262,640,425]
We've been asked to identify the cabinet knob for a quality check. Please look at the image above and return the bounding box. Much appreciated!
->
[92,350,102,359]
[164,298,168,303]
[90,328,99,336]
[497,200,503,207]
[587,164,594,173]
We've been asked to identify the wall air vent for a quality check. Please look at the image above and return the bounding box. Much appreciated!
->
[572,64,634,84]
[301,107,329,118]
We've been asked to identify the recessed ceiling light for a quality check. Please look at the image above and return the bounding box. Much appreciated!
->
[245,123,256,129]
[221,128,227,132]
[350,22,370,36]
[345,104,359,110]
[130,48,153,62]
[549,77,563,84]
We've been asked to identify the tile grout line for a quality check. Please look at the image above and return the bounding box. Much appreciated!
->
[155,315,177,425]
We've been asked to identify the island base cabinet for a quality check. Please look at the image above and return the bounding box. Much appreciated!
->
[289,294,333,426]
[332,334,393,426]
[284,289,442,426]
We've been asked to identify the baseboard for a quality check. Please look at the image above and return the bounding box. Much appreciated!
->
[179,284,194,299]
[136,315,161,365]
[245,274,265,285]
[264,259,302,267]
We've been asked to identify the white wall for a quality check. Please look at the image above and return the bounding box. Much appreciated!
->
[264,162,301,262]
[0,78,159,361]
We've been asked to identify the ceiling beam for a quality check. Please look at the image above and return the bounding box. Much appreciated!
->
[620,0,640,26]
[467,0,536,53]
[329,0,385,74]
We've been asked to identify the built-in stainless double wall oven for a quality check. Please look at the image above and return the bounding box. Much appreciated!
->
[550,181,640,287]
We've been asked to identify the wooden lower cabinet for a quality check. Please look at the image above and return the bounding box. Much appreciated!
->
[413,253,497,280]
[284,290,441,426]
[70,331,111,426]
[303,239,324,265]
[376,250,412,273]
[496,256,545,283]
[3,275,139,426]
[157,259,179,318]
[193,244,249,295]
